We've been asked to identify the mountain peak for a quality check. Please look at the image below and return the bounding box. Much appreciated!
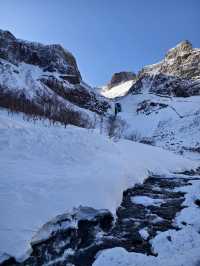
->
[108,71,136,89]
[138,40,200,81]
[165,40,193,60]
[0,29,81,78]
[0,29,16,41]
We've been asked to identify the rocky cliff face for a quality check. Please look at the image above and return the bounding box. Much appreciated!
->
[129,41,200,97]
[102,41,200,97]
[140,40,200,79]
[107,71,136,89]
[100,41,200,157]
[0,29,110,127]
[0,29,81,80]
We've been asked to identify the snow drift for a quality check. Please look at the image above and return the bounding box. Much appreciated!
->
[0,109,198,260]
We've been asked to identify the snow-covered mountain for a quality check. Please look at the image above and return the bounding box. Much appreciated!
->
[1,32,200,266]
[101,41,200,158]
[103,40,200,98]
[0,29,110,128]
[133,40,200,96]
[107,71,137,89]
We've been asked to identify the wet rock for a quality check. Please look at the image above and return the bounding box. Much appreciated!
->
[166,235,172,242]
[0,256,18,266]
[2,176,199,266]
[175,167,200,176]
[195,199,200,207]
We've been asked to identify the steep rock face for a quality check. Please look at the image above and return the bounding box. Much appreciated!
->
[130,73,199,97]
[140,40,200,79]
[103,41,200,97]
[108,71,136,89]
[100,42,200,156]
[0,29,81,79]
[130,41,200,97]
[0,29,111,126]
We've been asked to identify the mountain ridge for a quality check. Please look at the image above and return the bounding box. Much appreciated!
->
[0,31,200,266]
[102,40,200,98]
[0,29,111,128]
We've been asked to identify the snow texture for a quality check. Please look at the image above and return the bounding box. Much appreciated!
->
[131,195,164,206]
[101,80,135,98]
[0,108,197,260]
[101,81,200,159]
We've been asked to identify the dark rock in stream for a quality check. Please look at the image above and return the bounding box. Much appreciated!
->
[1,174,200,266]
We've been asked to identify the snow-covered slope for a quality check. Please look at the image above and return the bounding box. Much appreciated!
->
[0,29,110,128]
[1,33,200,266]
[102,80,136,98]
[92,41,200,266]
[116,93,200,158]
[100,41,200,159]
[0,108,197,260]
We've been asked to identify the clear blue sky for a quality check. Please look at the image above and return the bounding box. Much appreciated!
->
[0,0,200,86]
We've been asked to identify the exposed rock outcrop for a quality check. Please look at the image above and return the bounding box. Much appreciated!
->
[136,100,168,115]
[108,71,136,89]
[0,29,81,79]
[0,29,111,127]
[139,40,200,80]
[129,41,200,97]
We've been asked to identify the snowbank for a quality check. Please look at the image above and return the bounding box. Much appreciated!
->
[0,109,198,259]
[93,243,200,266]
